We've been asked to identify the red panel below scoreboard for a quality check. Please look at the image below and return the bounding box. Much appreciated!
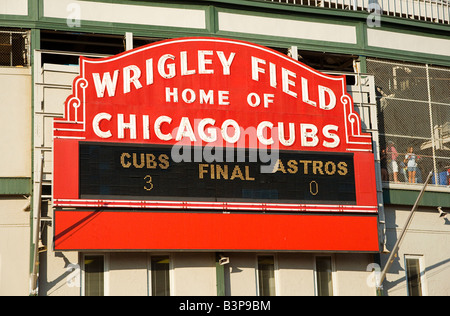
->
[54,211,379,252]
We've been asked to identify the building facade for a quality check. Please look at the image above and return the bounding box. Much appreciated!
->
[0,0,449,296]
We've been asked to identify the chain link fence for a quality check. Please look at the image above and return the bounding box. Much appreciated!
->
[367,58,450,186]
[0,29,29,67]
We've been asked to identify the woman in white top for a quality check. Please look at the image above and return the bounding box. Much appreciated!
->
[404,146,417,184]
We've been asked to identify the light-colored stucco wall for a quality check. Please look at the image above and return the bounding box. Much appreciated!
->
[0,198,31,296]
[0,68,31,177]
[0,67,32,296]
[382,206,450,296]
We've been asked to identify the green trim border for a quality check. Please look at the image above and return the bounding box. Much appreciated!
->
[0,178,31,195]
[383,188,450,208]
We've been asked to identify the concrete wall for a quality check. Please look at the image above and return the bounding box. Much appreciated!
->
[225,252,375,296]
[0,68,31,177]
[382,206,450,296]
[0,67,32,296]
[0,197,31,296]
[172,253,217,296]
[40,246,377,296]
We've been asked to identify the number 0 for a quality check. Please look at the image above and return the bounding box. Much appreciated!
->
[310,181,319,196]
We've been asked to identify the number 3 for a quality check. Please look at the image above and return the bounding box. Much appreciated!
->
[144,175,154,191]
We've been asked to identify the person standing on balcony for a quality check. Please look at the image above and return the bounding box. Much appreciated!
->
[387,141,399,182]
[404,146,418,184]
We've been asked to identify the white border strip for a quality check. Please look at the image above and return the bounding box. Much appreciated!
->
[54,199,378,213]
[43,0,206,29]
[0,0,28,16]
[367,28,450,58]
[218,12,357,45]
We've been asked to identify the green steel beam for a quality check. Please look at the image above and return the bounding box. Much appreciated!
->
[0,178,31,195]
[383,188,450,208]
[215,253,226,296]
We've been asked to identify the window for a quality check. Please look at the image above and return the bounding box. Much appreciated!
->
[40,30,163,65]
[0,29,29,67]
[406,256,424,296]
[315,256,334,296]
[83,255,105,296]
[257,256,275,296]
[150,256,170,296]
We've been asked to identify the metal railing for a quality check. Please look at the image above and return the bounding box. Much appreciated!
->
[262,0,450,24]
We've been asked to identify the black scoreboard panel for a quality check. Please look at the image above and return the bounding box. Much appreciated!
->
[79,142,356,205]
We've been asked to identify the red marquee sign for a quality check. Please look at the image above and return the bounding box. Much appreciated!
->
[53,38,379,252]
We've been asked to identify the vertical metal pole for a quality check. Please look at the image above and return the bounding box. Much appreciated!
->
[216,254,226,296]
[447,2,449,24]
[289,46,299,61]
[437,0,440,22]
[10,32,13,66]
[426,64,439,185]
[431,0,434,21]
[30,154,44,295]
[419,0,422,20]
[125,32,133,51]
[406,0,409,19]
[442,1,445,23]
